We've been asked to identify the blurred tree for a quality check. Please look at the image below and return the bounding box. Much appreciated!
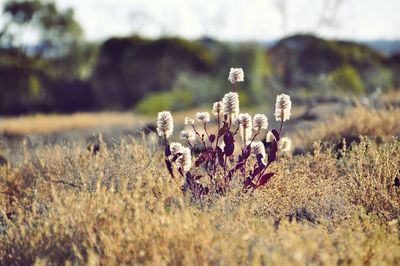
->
[91,36,213,110]
[0,0,97,115]
[0,0,83,58]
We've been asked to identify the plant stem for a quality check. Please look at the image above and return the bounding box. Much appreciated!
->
[192,124,207,149]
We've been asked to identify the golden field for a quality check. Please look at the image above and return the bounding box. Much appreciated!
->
[0,106,399,265]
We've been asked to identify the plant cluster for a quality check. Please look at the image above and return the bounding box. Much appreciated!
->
[157,68,292,198]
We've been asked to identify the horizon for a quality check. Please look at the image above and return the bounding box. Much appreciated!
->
[1,0,400,44]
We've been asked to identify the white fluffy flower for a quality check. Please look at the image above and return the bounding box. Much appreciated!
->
[279,137,292,153]
[157,111,173,138]
[222,92,240,117]
[176,147,192,172]
[238,113,252,145]
[251,141,266,158]
[170,142,183,155]
[212,101,224,116]
[238,113,252,129]
[180,130,195,140]
[184,117,194,125]
[232,116,241,126]
[195,112,210,123]
[228,67,244,84]
[253,114,268,131]
[275,94,292,122]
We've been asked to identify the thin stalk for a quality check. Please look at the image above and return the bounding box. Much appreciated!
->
[192,124,207,149]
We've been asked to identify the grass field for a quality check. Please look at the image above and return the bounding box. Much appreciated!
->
[0,105,399,265]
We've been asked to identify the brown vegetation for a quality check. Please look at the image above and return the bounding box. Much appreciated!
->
[0,136,399,265]
[294,106,400,150]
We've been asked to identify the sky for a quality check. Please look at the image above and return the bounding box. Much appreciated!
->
[1,0,400,42]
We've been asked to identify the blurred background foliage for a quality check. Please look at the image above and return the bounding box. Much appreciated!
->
[0,0,399,115]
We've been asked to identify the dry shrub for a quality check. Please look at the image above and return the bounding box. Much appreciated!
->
[344,137,400,220]
[0,137,399,265]
[250,142,352,223]
[295,107,400,150]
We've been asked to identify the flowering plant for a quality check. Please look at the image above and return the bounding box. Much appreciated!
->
[157,68,292,198]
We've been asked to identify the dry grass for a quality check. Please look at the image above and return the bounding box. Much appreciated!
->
[0,113,149,135]
[294,107,400,150]
[0,135,399,265]
[0,109,222,137]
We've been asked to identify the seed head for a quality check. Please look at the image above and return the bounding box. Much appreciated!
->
[228,67,244,84]
[184,117,194,125]
[180,130,195,140]
[251,141,266,158]
[253,114,268,131]
[279,137,292,152]
[275,94,292,122]
[238,113,252,129]
[176,147,192,172]
[170,142,183,155]
[212,101,224,116]
[222,92,240,117]
[157,111,173,138]
[196,112,210,123]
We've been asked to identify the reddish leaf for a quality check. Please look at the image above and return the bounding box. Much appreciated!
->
[216,146,224,167]
[256,153,265,168]
[224,131,234,144]
[186,171,192,180]
[218,122,229,136]
[224,132,235,156]
[226,170,234,183]
[234,161,245,171]
[251,166,262,177]
[171,153,182,162]
[243,177,255,190]
[239,146,251,162]
[209,134,216,143]
[268,141,278,164]
[258,173,275,187]
[224,143,234,157]
[195,154,206,167]
[165,144,171,157]
[271,129,280,142]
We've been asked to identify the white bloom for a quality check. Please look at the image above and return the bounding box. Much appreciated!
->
[275,94,292,122]
[170,142,183,155]
[279,137,292,152]
[180,130,195,140]
[184,117,194,125]
[176,147,192,172]
[253,114,268,131]
[265,131,275,143]
[212,101,224,116]
[157,111,173,138]
[238,113,252,145]
[232,116,241,126]
[195,112,210,123]
[228,67,244,84]
[238,113,252,129]
[251,141,266,158]
[222,92,240,117]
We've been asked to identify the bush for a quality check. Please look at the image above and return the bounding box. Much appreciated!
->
[134,90,193,115]
[329,65,365,95]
